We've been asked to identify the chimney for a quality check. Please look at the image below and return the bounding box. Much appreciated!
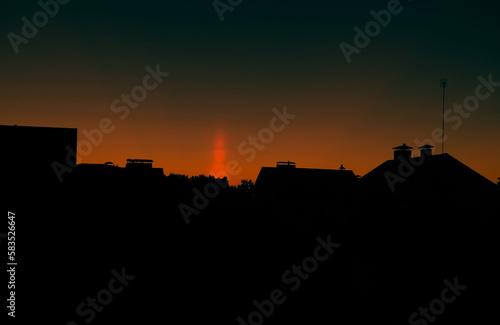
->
[418,144,434,158]
[392,143,413,161]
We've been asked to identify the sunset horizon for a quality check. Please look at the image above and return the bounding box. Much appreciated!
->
[4,118,498,186]
[2,1,498,186]
[1,1,499,324]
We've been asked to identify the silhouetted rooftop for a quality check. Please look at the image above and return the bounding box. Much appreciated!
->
[361,153,499,205]
[255,164,357,200]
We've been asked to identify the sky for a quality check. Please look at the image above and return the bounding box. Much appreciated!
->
[1,0,499,184]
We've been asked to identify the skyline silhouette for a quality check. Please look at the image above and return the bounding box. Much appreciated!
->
[2,2,500,185]
[1,1,499,324]
[2,123,498,325]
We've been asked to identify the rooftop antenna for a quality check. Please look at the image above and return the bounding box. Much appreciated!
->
[440,78,448,154]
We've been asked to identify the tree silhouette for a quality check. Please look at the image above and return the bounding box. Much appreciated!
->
[237,179,255,195]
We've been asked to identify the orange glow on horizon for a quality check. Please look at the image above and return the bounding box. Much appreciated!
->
[1,92,498,187]
[210,133,228,179]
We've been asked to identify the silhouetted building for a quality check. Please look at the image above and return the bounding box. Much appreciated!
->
[71,159,164,185]
[254,161,358,233]
[255,161,356,200]
[125,158,164,176]
[0,125,77,189]
[360,143,499,217]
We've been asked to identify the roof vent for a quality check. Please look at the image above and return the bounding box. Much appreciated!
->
[418,144,434,158]
[126,159,153,169]
[276,161,296,168]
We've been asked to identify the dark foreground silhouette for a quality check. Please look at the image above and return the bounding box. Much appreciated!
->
[1,125,498,325]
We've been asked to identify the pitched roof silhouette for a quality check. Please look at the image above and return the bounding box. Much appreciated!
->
[361,153,499,211]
